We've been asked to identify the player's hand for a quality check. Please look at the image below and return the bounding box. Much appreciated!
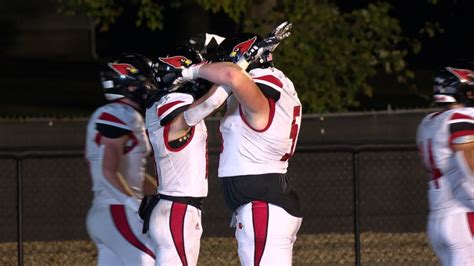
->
[271,21,292,42]
[180,63,205,80]
[243,21,292,63]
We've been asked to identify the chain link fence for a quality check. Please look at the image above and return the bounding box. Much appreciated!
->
[0,145,438,266]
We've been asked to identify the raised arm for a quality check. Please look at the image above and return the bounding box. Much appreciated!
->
[185,62,270,128]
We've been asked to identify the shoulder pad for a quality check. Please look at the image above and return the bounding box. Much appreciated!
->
[156,93,194,126]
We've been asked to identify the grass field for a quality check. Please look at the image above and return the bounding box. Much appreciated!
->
[0,232,438,265]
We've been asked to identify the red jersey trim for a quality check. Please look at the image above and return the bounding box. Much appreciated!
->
[467,212,474,237]
[450,112,474,121]
[253,75,283,88]
[239,99,276,132]
[98,112,127,125]
[164,124,195,152]
[158,100,185,117]
[449,130,474,145]
[94,132,102,146]
[252,201,269,266]
[170,202,188,266]
[124,132,138,154]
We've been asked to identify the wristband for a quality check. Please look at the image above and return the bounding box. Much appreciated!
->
[181,63,205,80]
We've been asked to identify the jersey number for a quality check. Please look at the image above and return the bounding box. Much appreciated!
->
[281,105,301,161]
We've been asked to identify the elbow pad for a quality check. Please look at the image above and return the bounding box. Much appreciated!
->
[184,85,231,126]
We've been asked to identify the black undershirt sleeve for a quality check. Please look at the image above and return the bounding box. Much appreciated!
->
[256,83,281,101]
[160,105,190,126]
[96,123,131,138]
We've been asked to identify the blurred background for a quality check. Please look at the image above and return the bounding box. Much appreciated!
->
[1,0,473,265]
[1,0,474,116]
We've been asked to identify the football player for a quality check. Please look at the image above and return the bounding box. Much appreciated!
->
[416,64,474,265]
[142,45,231,266]
[177,23,303,265]
[85,53,157,265]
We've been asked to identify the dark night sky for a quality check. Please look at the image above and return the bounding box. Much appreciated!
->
[2,0,474,114]
[338,0,474,68]
[95,1,474,69]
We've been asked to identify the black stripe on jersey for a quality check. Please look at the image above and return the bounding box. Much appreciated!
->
[450,121,474,134]
[96,123,131,138]
[256,83,281,101]
[160,105,190,126]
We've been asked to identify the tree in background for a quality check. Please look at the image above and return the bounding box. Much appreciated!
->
[58,0,438,112]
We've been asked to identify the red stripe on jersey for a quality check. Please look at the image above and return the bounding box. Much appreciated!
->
[124,132,138,154]
[110,205,156,259]
[239,99,276,132]
[218,121,224,154]
[98,112,127,125]
[450,112,473,121]
[163,124,195,152]
[170,202,188,266]
[252,201,269,266]
[428,139,442,188]
[253,75,283,88]
[158,100,185,116]
[467,212,474,237]
[94,132,102,146]
[449,130,474,145]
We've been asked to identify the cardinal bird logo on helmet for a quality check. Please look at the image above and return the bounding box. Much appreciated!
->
[447,67,474,84]
[108,63,139,77]
[230,36,257,59]
[158,56,193,69]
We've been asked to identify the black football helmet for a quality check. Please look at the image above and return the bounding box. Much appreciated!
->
[433,64,474,105]
[100,53,158,108]
[152,45,204,91]
[216,33,273,70]
[146,46,210,108]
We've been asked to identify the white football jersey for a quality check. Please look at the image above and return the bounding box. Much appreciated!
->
[218,67,302,177]
[146,92,208,197]
[85,101,151,205]
[417,108,474,215]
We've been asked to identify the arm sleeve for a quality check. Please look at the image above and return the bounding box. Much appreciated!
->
[183,85,231,126]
